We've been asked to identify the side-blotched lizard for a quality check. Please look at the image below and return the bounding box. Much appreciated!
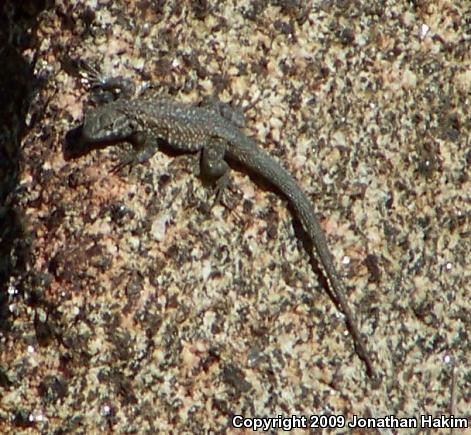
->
[73,77,375,378]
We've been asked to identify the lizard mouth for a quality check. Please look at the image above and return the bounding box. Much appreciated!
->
[63,125,112,160]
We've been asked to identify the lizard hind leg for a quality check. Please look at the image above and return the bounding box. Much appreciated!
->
[198,96,246,129]
[200,139,231,206]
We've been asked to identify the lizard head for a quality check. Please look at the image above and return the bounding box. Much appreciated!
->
[81,102,136,144]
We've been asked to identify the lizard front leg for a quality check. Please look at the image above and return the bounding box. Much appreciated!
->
[200,138,230,205]
[112,131,159,173]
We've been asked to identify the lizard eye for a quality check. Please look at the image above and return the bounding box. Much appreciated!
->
[115,118,137,138]
[102,113,135,140]
[130,130,146,148]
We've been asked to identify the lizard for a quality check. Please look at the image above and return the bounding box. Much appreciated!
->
[75,76,376,379]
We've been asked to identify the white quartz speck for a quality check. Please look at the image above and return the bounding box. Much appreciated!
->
[420,23,430,39]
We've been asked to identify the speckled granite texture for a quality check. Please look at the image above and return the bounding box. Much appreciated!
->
[1,1,470,433]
